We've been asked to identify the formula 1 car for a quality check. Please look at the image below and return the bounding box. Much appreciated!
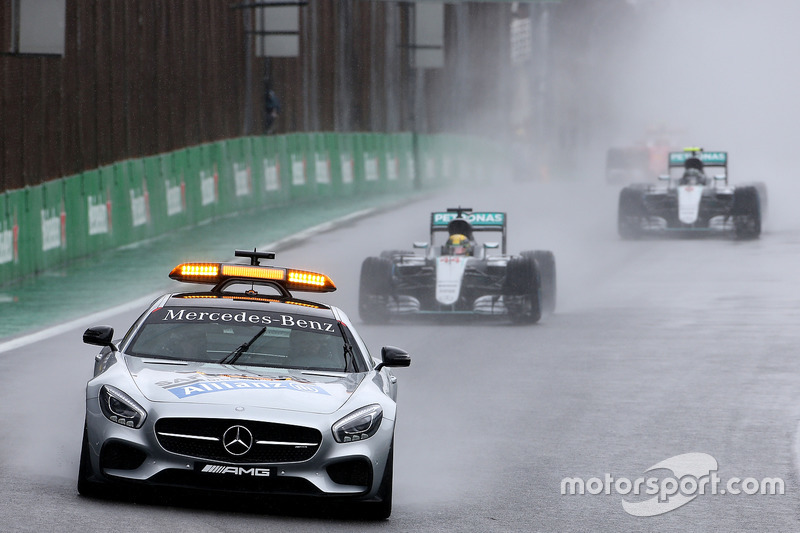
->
[359,207,556,324]
[618,148,766,239]
[78,250,410,519]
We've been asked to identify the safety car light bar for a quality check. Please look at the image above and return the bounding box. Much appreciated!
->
[169,262,336,293]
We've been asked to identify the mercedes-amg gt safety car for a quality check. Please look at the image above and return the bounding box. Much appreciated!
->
[78,249,411,519]
[617,148,767,239]
[359,207,556,324]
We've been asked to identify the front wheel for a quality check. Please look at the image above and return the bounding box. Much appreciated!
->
[77,423,105,497]
[503,256,542,324]
[359,444,393,520]
[618,187,645,239]
[732,186,761,239]
[522,250,556,314]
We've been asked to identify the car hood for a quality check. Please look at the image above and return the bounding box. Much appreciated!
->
[125,357,365,414]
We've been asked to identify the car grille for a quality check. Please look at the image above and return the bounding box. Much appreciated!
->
[148,469,322,495]
[155,418,322,464]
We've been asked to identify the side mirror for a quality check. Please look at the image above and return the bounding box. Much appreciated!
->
[83,325,117,351]
[413,242,429,249]
[483,242,500,249]
[375,346,411,371]
[713,174,727,181]
[657,174,670,181]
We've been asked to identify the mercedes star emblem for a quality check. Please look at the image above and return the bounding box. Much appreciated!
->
[222,425,253,456]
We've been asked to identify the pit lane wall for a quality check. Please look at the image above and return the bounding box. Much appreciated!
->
[0,132,507,285]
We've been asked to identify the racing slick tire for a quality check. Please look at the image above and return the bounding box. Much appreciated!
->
[503,256,542,324]
[618,186,645,239]
[359,257,393,324]
[755,182,768,220]
[731,186,761,240]
[522,251,556,314]
[77,423,106,498]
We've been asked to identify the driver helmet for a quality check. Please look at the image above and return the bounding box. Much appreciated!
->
[445,234,472,256]
[684,156,704,172]
[682,168,706,185]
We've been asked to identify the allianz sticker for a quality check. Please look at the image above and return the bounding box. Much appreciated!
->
[156,373,330,399]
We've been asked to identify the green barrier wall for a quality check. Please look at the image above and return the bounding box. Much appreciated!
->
[0,132,507,285]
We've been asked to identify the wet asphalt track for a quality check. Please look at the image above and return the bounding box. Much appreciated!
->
[2,175,800,532]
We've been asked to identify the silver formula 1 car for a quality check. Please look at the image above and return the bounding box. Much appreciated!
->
[618,148,767,239]
[359,207,556,324]
[78,250,410,519]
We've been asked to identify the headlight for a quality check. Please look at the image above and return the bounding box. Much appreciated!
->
[99,385,147,429]
[332,404,383,443]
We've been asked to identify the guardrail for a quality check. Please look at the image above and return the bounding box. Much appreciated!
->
[0,132,507,285]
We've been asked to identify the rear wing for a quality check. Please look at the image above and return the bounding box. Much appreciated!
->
[668,151,728,168]
[430,209,507,254]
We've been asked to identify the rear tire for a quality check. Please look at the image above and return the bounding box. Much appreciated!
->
[503,256,542,324]
[359,257,393,324]
[732,186,761,239]
[522,251,556,314]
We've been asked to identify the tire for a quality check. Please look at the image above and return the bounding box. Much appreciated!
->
[732,186,761,239]
[77,423,105,498]
[755,182,768,220]
[360,443,393,520]
[359,257,393,324]
[503,256,542,324]
[618,187,645,239]
[522,251,556,314]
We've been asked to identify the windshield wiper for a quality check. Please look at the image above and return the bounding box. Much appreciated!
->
[342,343,355,372]
[219,327,267,365]
[335,321,357,372]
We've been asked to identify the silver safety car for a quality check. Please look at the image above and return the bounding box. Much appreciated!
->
[78,250,411,519]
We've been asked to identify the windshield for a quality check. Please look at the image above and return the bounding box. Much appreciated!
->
[126,306,364,372]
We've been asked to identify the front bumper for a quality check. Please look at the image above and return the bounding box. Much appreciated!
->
[84,399,394,499]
